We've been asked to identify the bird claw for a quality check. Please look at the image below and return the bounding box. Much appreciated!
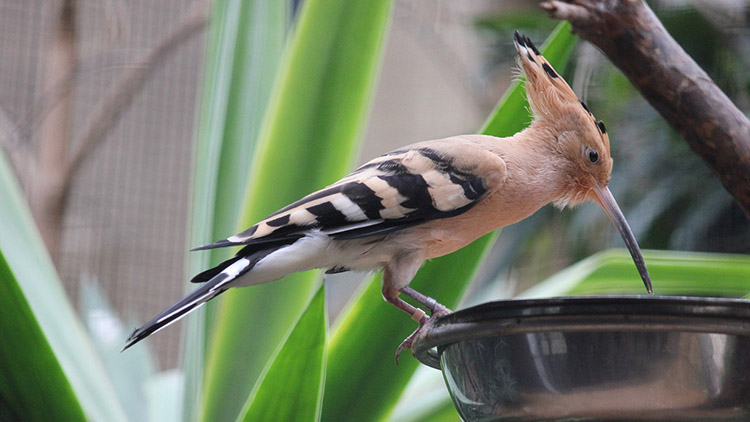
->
[394,332,417,365]
[394,307,451,365]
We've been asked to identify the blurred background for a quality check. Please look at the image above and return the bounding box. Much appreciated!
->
[1,0,749,373]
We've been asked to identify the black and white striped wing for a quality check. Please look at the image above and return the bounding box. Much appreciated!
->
[192,140,504,250]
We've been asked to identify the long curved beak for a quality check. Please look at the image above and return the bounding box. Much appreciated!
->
[593,184,653,294]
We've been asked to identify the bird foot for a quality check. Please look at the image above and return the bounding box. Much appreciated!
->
[400,287,452,315]
[394,307,451,365]
[431,302,452,315]
[394,329,420,365]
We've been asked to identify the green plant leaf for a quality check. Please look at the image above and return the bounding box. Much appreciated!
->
[390,367,460,422]
[0,151,127,421]
[521,249,750,298]
[144,370,184,422]
[200,1,394,420]
[321,22,577,422]
[399,401,459,422]
[181,1,289,420]
[322,238,493,422]
[0,250,85,422]
[238,286,327,422]
[80,277,156,422]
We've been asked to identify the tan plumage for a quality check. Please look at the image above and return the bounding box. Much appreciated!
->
[124,32,652,360]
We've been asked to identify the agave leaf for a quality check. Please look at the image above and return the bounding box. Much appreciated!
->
[238,286,327,422]
[521,249,750,298]
[181,1,289,420]
[80,278,155,422]
[0,150,126,421]
[0,250,86,422]
[200,1,393,420]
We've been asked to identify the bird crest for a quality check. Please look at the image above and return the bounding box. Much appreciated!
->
[514,31,613,207]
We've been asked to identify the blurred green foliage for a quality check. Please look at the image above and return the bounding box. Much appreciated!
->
[239,286,327,422]
[198,0,394,421]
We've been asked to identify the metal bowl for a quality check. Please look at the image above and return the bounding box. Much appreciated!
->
[413,296,750,421]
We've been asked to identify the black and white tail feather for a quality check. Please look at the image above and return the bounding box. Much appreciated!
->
[122,272,230,351]
[123,248,279,350]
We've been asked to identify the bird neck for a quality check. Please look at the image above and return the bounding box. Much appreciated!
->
[500,122,573,207]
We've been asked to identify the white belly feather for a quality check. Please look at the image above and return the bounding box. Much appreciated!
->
[232,230,399,287]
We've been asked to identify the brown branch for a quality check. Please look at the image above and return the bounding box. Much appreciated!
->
[29,0,78,260]
[64,0,209,183]
[541,0,750,216]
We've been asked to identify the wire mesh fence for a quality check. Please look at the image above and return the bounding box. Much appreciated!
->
[0,0,204,369]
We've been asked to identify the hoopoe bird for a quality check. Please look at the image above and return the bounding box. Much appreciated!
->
[124,32,653,359]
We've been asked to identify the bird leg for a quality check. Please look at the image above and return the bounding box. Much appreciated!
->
[382,286,451,364]
[382,286,427,323]
[400,287,452,316]
[382,286,427,364]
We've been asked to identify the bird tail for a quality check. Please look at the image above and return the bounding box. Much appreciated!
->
[122,255,254,351]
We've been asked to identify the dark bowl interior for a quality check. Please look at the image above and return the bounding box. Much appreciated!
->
[413,296,750,422]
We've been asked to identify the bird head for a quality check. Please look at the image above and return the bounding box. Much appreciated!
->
[514,31,653,294]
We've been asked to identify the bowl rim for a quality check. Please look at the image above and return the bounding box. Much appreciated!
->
[413,295,750,369]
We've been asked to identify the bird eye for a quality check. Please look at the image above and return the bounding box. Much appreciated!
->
[587,149,599,163]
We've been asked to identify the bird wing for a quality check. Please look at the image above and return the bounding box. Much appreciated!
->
[192,137,506,251]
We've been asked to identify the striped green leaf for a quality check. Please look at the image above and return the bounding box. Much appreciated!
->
[200,1,393,421]
[521,249,750,298]
[238,286,327,422]
[181,1,289,420]
[0,250,85,422]
[0,149,126,421]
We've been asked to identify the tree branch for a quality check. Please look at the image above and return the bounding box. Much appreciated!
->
[541,0,750,216]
